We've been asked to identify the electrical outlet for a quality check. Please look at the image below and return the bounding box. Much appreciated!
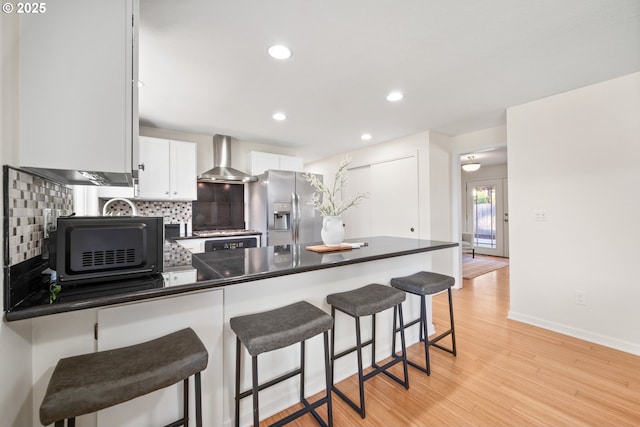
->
[574,290,587,305]
[43,208,53,238]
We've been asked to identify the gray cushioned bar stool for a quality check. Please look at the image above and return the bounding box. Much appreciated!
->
[230,301,334,427]
[390,271,457,375]
[39,327,208,427]
[326,284,409,419]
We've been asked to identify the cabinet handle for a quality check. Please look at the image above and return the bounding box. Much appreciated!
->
[173,191,178,195]
[410,227,415,232]
[165,191,170,195]
[138,163,145,171]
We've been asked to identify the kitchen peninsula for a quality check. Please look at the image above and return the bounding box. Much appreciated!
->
[10,236,458,427]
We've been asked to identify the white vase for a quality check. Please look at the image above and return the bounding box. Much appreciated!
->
[321,215,345,247]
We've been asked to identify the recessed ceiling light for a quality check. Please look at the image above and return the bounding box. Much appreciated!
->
[268,45,292,60]
[386,91,403,102]
[361,133,372,141]
[272,112,287,121]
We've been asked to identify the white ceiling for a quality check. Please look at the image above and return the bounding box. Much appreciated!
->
[139,0,640,163]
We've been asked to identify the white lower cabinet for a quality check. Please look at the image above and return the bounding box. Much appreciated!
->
[30,290,223,427]
[32,310,99,427]
[96,290,224,427]
[138,136,197,200]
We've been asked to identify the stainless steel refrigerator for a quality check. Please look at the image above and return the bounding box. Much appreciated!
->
[248,170,323,246]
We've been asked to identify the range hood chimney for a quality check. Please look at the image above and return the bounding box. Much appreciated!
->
[198,135,257,183]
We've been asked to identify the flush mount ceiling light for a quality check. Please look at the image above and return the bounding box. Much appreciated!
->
[386,91,404,102]
[361,133,372,141]
[462,155,481,172]
[268,45,292,60]
[272,112,287,121]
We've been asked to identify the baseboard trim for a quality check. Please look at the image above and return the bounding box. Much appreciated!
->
[507,310,640,356]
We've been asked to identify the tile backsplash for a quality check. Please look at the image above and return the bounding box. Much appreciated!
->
[101,199,193,268]
[100,199,192,225]
[3,168,194,269]
[3,166,74,266]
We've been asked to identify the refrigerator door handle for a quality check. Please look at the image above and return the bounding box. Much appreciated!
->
[292,192,300,243]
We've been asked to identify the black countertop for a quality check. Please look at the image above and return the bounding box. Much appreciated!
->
[5,236,458,321]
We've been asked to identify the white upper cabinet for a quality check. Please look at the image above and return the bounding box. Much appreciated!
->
[248,151,304,176]
[137,137,197,200]
[19,0,139,185]
[279,155,305,173]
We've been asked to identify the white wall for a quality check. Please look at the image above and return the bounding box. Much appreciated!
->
[1,12,34,427]
[507,72,640,355]
[429,132,457,278]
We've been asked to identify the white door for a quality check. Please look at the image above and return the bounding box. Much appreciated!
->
[466,179,508,257]
[371,157,419,238]
[342,165,372,239]
[343,156,419,239]
[503,178,510,257]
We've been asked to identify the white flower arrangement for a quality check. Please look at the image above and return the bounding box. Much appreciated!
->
[304,156,368,217]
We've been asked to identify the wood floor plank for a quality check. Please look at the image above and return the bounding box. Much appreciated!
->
[261,264,640,426]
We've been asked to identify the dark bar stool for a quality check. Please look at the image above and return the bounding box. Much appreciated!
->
[230,301,334,427]
[326,284,409,419]
[390,271,457,375]
[39,327,208,427]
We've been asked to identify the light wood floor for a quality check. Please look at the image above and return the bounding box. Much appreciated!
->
[263,265,640,426]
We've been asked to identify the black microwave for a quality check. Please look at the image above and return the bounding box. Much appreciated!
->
[49,216,163,283]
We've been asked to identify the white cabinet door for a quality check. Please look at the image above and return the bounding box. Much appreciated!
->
[279,155,304,172]
[170,140,197,200]
[138,137,196,200]
[248,151,305,175]
[138,136,172,199]
[248,151,281,175]
[31,310,99,427]
[19,0,137,176]
[97,290,224,427]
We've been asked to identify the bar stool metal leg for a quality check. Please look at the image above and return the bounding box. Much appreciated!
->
[234,337,242,427]
[252,355,260,427]
[195,372,203,427]
[331,303,409,419]
[231,301,333,427]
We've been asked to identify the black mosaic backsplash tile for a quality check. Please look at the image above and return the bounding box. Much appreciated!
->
[100,199,192,225]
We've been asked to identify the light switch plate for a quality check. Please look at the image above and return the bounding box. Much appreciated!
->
[534,209,548,222]
[43,208,53,238]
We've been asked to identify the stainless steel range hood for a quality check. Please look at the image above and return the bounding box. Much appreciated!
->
[198,135,257,183]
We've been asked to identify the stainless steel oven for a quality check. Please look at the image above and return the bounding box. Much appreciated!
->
[204,236,258,251]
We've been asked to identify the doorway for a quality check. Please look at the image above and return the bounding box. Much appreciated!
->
[465,178,509,257]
